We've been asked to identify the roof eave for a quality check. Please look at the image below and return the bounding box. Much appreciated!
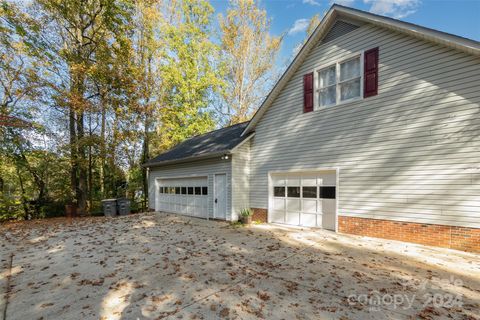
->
[336,5,480,55]
[241,6,338,136]
[142,151,230,168]
[229,132,255,153]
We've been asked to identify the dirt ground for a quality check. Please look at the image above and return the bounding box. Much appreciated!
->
[1,212,479,320]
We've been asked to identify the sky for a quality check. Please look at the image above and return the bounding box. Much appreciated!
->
[211,0,480,66]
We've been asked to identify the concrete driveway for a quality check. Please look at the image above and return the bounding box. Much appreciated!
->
[1,212,479,320]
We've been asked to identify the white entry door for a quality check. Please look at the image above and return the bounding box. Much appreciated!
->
[214,174,227,220]
[270,171,337,231]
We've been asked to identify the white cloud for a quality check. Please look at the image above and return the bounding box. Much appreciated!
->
[292,42,303,57]
[364,0,420,19]
[330,0,356,6]
[303,0,321,6]
[288,19,310,35]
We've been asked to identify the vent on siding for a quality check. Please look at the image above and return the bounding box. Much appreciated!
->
[322,20,359,44]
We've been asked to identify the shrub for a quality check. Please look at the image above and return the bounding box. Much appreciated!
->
[240,208,253,217]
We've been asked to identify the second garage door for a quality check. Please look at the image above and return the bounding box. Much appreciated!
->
[270,171,337,230]
[156,177,209,218]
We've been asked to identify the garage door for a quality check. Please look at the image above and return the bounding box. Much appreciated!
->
[270,171,336,230]
[156,177,208,218]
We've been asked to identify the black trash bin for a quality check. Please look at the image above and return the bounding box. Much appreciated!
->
[101,199,118,217]
[117,198,131,216]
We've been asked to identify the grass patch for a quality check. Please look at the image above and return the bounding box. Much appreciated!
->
[230,221,245,228]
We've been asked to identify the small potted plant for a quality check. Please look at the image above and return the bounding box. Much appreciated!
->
[240,208,253,225]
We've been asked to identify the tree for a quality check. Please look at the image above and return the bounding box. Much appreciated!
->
[130,0,163,209]
[0,1,46,117]
[0,0,285,220]
[306,13,320,38]
[156,0,223,150]
[0,1,51,218]
[218,0,282,125]
[31,0,135,214]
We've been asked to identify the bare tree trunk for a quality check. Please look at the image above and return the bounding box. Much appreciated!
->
[141,115,149,210]
[99,98,106,199]
[107,116,118,197]
[69,107,78,206]
[88,114,93,210]
[88,138,93,210]
[18,153,46,218]
[76,110,87,215]
[16,167,29,219]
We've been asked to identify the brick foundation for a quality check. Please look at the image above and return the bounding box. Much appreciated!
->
[251,208,268,223]
[338,216,480,253]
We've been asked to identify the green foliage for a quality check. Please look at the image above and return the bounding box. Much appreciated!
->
[0,0,281,221]
[157,0,223,150]
[218,0,282,124]
[240,207,253,217]
[230,221,245,228]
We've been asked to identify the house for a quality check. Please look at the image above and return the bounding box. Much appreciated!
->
[144,5,480,252]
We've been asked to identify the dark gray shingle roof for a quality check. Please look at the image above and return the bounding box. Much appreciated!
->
[145,122,250,166]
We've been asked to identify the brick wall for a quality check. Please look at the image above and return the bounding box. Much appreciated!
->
[338,216,480,253]
[251,208,268,223]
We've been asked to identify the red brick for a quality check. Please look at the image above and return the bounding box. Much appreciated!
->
[251,208,268,223]
[338,216,480,253]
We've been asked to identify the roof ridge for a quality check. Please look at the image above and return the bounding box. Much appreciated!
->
[188,121,249,140]
[332,4,480,44]
[145,120,251,167]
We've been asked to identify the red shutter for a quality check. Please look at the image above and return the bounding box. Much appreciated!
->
[364,47,379,98]
[303,72,314,113]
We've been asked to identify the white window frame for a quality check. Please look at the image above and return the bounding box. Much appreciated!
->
[314,51,364,110]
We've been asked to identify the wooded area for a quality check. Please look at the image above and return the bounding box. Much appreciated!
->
[0,0,285,220]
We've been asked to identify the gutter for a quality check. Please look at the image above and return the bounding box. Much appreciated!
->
[142,151,229,168]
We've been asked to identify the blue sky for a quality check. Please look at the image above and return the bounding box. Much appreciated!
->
[211,0,480,66]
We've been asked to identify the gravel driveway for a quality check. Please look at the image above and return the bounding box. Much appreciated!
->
[1,212,479,320]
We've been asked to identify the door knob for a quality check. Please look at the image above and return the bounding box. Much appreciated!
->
[215,198,218,203]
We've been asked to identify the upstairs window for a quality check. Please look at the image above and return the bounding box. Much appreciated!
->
[316,55,362,108]
[339,57,361,101]
[318,66,337,107]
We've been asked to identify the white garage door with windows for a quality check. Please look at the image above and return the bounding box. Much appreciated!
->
[156,177,209,218]
[269,171,337,230]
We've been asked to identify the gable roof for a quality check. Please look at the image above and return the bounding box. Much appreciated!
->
[242,4,480,136]
[144,122,251,167]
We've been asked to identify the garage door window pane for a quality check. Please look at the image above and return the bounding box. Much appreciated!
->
[287,186,300,198]
[175,187,181,194]
[302,186,317,198]
[202,187,208,195]
[181,187,187,194]
[188,187,194,195]
[159,187,164,193]
[274,186,285,197]
[320,186,336,199]
[195,187,201,195]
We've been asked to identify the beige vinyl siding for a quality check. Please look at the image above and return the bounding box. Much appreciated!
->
[249,23,480,228]
[231,140,251,221]
[148,158,233,220]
